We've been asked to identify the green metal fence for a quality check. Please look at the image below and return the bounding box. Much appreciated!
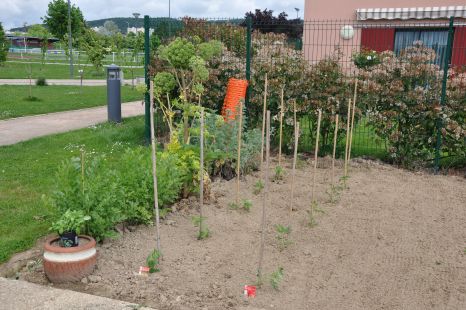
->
[144,16,466,171]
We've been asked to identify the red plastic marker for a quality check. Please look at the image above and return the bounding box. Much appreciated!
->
[243,285,256,297]
[139,266,150,275]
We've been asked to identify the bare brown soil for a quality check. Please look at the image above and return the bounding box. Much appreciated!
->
[16,158,466,310]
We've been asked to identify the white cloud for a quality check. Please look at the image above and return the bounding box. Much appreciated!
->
[0,0,303,30]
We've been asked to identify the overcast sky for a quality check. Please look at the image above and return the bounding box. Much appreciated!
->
[1,0,304,30]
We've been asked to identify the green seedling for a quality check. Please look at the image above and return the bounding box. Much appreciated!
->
[307,201,325,228]
[326,183,344,204]
[192,215,210,240]
[275,224,292,251]
[253,180,264,195]
[228,202,239,210]
[273,165,285,181]
[270,267,284,290]
[146,249,161,273]
[242,199,252,212]
[340,175,350,189]
[159,207,171,219]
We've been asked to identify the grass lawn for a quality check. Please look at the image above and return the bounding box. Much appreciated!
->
[0,85,142,120]
[299,115,388,160]
[0,116,147,263]
[0,62,144,80]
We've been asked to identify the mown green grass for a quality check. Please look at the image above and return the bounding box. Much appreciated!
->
[0,116,146,263]
[0,62,144,80]
[0,85,142,120]
[298,115,388,160]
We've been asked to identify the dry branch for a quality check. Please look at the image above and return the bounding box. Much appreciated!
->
[260,73,268,171]
[331,114,339,185]
[344,99,352,177]
[348,79,358,162]
[311,109,322,203]
[149,80,161,254]
[258,110,271,283]
[290,121,299,212]
[236,101,243,205]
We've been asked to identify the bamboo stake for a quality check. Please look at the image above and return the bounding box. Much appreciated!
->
[331,114,339,185]
[348,79,358,162]
[199,109,205,239]
[258,110,271,283]
[290,121,299,212]
[278,86,284,167]
[260,73,268,171]
[344,99,352,177]
[149,80,161,254]
[311,109,322,203]
[236,101,243,205]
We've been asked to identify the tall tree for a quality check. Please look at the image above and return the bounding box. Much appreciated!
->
[27,24,50,38]
[242,9,303,40]
[0,22,8,65]
[98,20,120,36]
[43,0,85,40]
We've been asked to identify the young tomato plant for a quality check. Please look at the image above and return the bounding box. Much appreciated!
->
[146,249,161,273]
[253,180,264,195]
[270,267,284,290]
[192,215,210,240]
[275,224,292,251]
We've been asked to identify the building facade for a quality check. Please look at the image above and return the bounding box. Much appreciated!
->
[302,1,466,67]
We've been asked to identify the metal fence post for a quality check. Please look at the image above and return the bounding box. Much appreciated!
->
[144,15,151,143]
[245,16,252,113]
[434,16,455,173]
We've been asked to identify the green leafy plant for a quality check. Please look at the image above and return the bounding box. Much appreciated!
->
[326,183,344,204]
[273,165,285,181]
[155,37,223,144]
[358,42,465,167]
[49,209,91,235]
[353,48,380,69]
[253,180,264,195]
[270,267,284,290]
[146,249,161,273]
[307,201,325,228]
[192,215,210,240]
[242,200,253,212]
[275,224,292,251]
[228,202,239,210]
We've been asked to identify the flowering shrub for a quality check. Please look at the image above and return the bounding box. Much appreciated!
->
[358,41,465,167]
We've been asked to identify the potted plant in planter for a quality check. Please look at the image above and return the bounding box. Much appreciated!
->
[49,210,91,247]
[44,210,97,283]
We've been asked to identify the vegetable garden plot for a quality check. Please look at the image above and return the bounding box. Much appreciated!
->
[16,158,466,310]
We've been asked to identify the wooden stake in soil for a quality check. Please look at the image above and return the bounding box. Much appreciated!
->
[331,114,339,185]
[260,74,268,171]
[348,79,358,163]
[344,99,352,178]
[278,86,284,167]
[311,109,322,203]
[258,110,271,283]
[149,80,161,254]
[199,109,205,239]
[290,121,299,212]
[236,101,243,205]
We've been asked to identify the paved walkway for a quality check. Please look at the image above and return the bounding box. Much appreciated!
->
[0,277,153,309]
[0,79,143,86]
[0,101,145,146]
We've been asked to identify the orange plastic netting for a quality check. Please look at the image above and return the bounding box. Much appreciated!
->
[221,78,248,120]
